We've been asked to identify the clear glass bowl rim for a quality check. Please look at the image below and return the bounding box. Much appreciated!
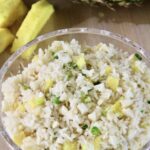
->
[0,27,149,150]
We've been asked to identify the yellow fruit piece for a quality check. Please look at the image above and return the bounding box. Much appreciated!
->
[63,141,77,150]
[101,104,113,116]
[17,103,26,113]
[105,66,112,75]
[2,101,19,112]
[0,0,27,27]
[94,136,101,150]
[106,76,119,91]
[32,55,39,62]
[13,131,26,146]
[81,144,86,150]
[74,53,86,69]
[131,63,139,73]
[43,79,53,92]
[11,0,55,59]
[112,99,124,118]
[29,97,45,109]
[0,28,14,53]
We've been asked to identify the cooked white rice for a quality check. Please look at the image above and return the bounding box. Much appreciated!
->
[1,39,150,150]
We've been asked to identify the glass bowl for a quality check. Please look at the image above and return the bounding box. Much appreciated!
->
[0,28,150,150]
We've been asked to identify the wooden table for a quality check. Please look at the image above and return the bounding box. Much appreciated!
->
[0,1,150,149]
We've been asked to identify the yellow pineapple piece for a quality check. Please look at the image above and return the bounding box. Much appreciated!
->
[11,0,54,59]
[13,131,26,146]
[63,141,77,150]
[43,79,54,92]
[105,66,112,75]
[131,64,139,73]
[28,97,45,109]
[32,55,39,62]
[0,0,27,27]
[74,53,86,69]
[106,76,119,91]
[17,103,26,113]
[94,136,101,150]
[0,28,14,53]
[111,97,124,117]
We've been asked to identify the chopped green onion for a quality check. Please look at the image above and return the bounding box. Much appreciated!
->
[54,55,58,59]
[147,100,150,104]
[135,53,142,61]
[22,84,30,90]
[80,92,91,103]
[82,124,88,130]
[63,62,78,70]
[52,52,58,59]
[84,96,91,103]
[140,110,144,113]
[68,62,77,69]
[91,126,101,136]
[52,96,61,105]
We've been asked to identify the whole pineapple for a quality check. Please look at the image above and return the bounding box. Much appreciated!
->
[78,0,144,7]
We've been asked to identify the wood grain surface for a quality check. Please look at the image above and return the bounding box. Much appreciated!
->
[0,1,150,149]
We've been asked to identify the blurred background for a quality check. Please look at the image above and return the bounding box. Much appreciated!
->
[0,0,150,148]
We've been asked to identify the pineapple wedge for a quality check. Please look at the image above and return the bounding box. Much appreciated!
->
[63,141,77,150]
[74,53,86,69]
[13,131,26,146]
[0,0,27,27]
[105,66,112,75]
[111,97,124,118]
[0,28,14,53]
[94,136,101,150]
[106,76,119,91]
[11,0,54,59]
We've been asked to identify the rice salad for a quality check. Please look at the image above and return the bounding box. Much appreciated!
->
[1,39,150,150]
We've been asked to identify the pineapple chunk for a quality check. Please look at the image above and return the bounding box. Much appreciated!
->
[13,131,26,146]
[0,28,14,53]
[106,76,119,91]
[112,98,124,117]
[43,79,53,92]
[105,66,112,75]
[131,63,139,73]
[17,103,26,113]
[0,0,27,27]
[2,101,19,112]
[94,136,101,150]
[81,145,86,150]
[32,55,39,62]
[11,0,54,59]
[63,141,77,150]
[29,97,45,109]
[74,53,86,69]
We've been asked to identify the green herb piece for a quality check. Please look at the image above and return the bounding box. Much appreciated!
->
[91,126,101,136]
[22,84,30,90]
[80,92,91,103]
[140,110,144,113]
[82,124,88,130]
[54,55,58,59]
[147,100,150,104]
[135,53,142,61]
[68,62,77,69]
[84,96,91,103]
[52,52,58,59]
[52,96,61,105]
[63,62,78,70]
[66,71,73,80]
